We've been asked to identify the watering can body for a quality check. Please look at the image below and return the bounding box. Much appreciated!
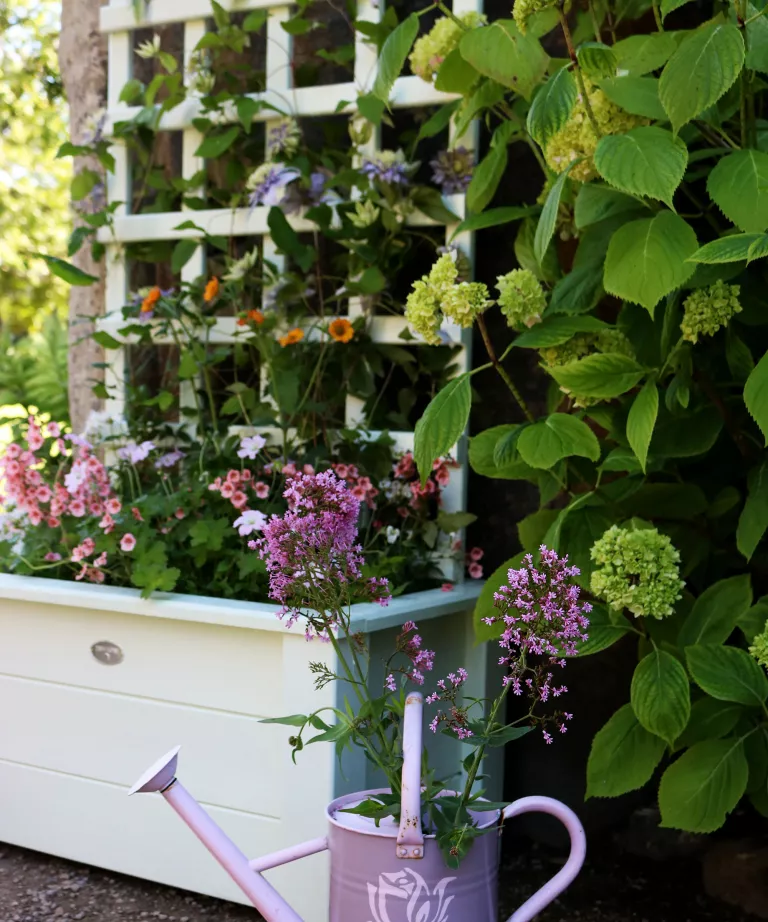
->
[130,693,586,922]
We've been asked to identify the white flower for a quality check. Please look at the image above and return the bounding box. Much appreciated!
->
[223,247,260,282]
[64,465,86,495]
[233,510,268,536]
[237,435,266,459]
[82,410,129,446]
[117,440,155,464]
[385,526,400,545]
[135,34,161,59]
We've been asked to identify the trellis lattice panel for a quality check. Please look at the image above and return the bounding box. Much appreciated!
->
[0,1,499,918]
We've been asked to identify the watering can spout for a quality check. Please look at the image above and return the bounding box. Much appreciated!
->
[129,748,307,922]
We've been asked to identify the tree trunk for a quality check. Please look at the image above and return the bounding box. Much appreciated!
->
[59,0,108,433]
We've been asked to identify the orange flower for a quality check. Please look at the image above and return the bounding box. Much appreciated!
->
[248,309,265,324]
[203,277,220,302]
[141,286,161,313]
[278,328,304,347]
[328,317,354,343]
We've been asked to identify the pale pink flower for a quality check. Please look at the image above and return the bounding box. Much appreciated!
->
[69,500,86,517]
[468,562,483,579]
[105,498,121,515]
[254,481,269,499]
[120,533,136,552]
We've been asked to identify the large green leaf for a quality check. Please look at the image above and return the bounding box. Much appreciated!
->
[659,738,749,832]
[598,76,667,120]
[550,353,646,399]
[434,48,479,93]
[659,22,745,132]
[577,42,618,80]
[372,13,419,102]
[678,575,753,647]
[650,403,723,458]
[586,704,667,798]
[604,211,698,312]
[574,184,649,228]
[613,31,679,75]
[594,128,687,209]
[466,144,508,214]
[746,2,768,73]
[689,233,768,264]
[686,644,768,707]
[534,163,575,264]
[513,315,610,348]
[526,66,577,147]
[195,126,240,158]
[745,350,768,443]
[517,413,600,469]
[547,264,604,315]
[570,603,631,656]
[737,461,768,561]
[707,150,768,234]
[676,698,744,749]
[459,20,549,99]
[626,378,658,473]
[38,254,98,287]
[414,374,471,484]
[631,649,691,745]
[469,425,537,480]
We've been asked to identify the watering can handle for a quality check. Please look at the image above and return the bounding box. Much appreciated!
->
[501,796,586,922]
[396,691,425,859]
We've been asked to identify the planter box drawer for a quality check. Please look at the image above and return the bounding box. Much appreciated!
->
[0,598,283,717]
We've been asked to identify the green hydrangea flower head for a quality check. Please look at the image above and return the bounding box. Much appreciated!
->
[442,281,490,327]
[681,281,742,343]
[513,0,558,33]
[594,328,635,358]
[590,524,684,619]
[496,269,547,330]
[428,252,459,290]
[538,333,593,368]
[749,623,768,670]
[545,83,644,182]
[409,13,485,83]
[405,279,443,346]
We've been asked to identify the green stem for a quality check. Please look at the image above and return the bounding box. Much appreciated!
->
[651,0,664,31]
[459,683,513,806]
[476,315,535,423]
[557,8,602,140]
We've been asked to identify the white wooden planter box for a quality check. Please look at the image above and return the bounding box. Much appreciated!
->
[0,574,491,922]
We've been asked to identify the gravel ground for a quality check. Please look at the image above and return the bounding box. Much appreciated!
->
[0,838,753,922]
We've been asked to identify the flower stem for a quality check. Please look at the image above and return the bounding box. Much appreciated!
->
[476,315,535,423]
[557,8,602,140]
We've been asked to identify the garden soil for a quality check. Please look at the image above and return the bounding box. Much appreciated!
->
[0,837,755,922]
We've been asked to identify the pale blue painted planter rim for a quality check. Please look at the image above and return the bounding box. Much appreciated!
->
[0,573,484,634]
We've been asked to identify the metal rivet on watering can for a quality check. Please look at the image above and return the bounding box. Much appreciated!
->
[397,847,406,857]
[91,641,124,665]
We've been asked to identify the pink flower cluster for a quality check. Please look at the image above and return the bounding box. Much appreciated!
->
[485,546,590,742]
[0,419,118,528]
[209,468,270,509]
[256,470,391,630]
[427,669,472,739]
[466,546,483,579]
[332,462,379,508]
[385,621,437,690]
[393,453,455,514]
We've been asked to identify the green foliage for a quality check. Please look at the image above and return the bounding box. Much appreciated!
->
[594,127,688,209]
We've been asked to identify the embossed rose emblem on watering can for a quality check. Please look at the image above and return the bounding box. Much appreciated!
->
[130,693,586,922]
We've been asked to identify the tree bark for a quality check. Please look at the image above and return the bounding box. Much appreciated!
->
[59,0,108,433]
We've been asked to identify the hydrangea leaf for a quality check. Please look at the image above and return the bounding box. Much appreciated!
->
[546,263,604,315]
[587,704,667,798]
[686,644,768,706]
[526,65,577,148]
[737,461,768,561]
[512,315,610,348]
[707,149,768,233]
[469,425,537,480]
[678,575,753,647]
[745,350,768,443]
[626,378,659,473]
[577,42,618,81]
[746,2,768,73]
[613,31,679,75]
[595,127,688,210]
[414,373,471,484]
[534,161,575,265]
[517,413,601,469]
[598,76,667,120]
[659,738,749,832]
[574,184,649,229]
[661,0,694,19]
[564,603,630,656]
[676,698,744,749]
[604,211,698,312]
[689,233,768,264]
[372,13,419,102]
[659,22,745,133]
[466,144,508,213]
[459,20,549,99]
[550,353,645,398]
[631,649,691,745]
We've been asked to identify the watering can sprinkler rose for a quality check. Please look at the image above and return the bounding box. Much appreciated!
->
[131,471,588,921]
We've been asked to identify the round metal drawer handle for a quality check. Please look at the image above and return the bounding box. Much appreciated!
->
[91,640,124,665]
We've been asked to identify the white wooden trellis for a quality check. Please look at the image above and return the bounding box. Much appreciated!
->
[99,0,482,571]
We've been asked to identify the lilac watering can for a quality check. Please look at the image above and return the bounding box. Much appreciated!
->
[130,692,586,922]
